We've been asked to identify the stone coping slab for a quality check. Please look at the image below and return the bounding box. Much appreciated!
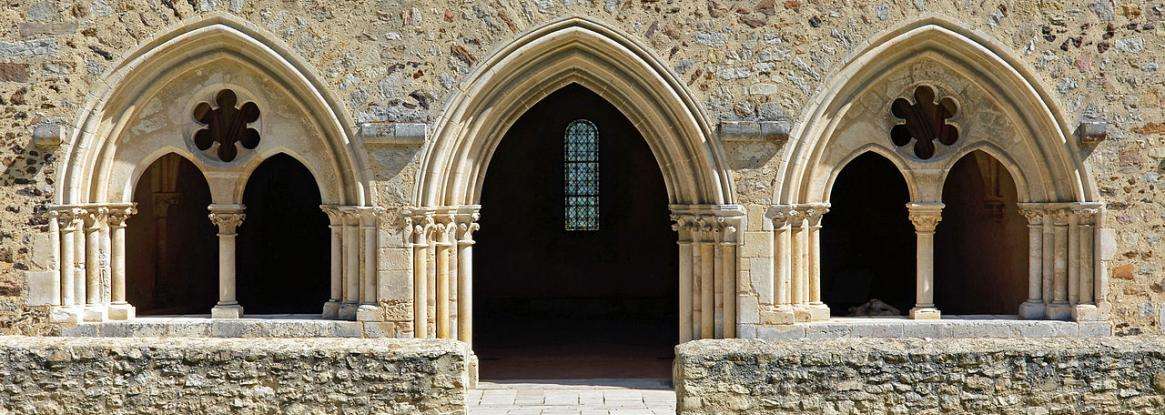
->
[750,316,1112,340]
[56,315,400,338]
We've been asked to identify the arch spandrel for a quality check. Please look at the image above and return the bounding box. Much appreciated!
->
[59,13,369,208]
[779,15,1096,206]
[415,17,734,209]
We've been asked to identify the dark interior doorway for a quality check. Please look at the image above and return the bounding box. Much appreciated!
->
[475,84,677,379]
[821,152,915,316]
[237,153,329,314]
[935,151,1027,315]
[126,153,218,315]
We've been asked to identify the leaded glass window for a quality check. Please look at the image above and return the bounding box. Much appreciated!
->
[564,119,599,231]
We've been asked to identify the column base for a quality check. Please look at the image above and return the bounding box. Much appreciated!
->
[107,303,136,320]
[49,306,83,323]
[763,305,797,325]
[339,302,358,320]
[1046,303,1072,321]
[467,354,479,389]
[321,301,341,319]
[909,306,941,320]
[1072,304,1103,321]
[356,304,384,322]
[1018,301,1046,320]
[803,303,830,321]
[211,304,244,319]
[82,305,108,322]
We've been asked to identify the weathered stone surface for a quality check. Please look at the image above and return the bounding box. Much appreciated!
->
[676,337,1165,414]
[0,336,469,414]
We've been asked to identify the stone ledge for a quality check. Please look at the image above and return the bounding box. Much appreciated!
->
[0,336,469,414]
[358,122,427,145]
[744,317,1112,340]
[56,316,408,338]
[676,336,1165,414]
[717,120,790,142]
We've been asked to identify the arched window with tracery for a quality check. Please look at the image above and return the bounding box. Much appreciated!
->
[564,119,599,231]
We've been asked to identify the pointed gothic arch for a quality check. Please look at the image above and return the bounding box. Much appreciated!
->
[767,15,1107,323]
[44,14,379,323]
[409,17,742,347]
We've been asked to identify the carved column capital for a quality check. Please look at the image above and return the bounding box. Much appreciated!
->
[906,202,944,233]
[51,206,85,229]
[766,205,796,228]
[1017,204,1047,225]
[1049,208,1074,226]
[802,203,830,228]
[320,205,344,226]
[208,204,246,235]
[1071,203,1103,225]
[358,207,386,228]
[104,204,137,228]
[81,206,108,230]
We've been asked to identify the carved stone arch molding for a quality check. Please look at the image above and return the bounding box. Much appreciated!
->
[766,15,1109,324]
[41,14,380,324]
[409,16,743,345]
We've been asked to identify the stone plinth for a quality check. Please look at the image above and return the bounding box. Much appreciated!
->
[0,336,469,414]
[676,336,1165,414]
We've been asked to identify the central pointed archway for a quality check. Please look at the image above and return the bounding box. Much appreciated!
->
[409,18,742,362]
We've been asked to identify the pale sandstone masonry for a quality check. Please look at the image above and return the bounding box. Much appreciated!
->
[0,337,469,414]
[676,337,1165,414]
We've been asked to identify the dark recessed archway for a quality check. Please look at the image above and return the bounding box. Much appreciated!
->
[821,152,915,316]
[935,151,1027,315]
[474,84,677,379]
[237,153,329,314]
[126,153,218,315]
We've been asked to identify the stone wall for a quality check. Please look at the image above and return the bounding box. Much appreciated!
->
[0,1,1162,334]
[675,337,1165,414]
[0,336,469,414]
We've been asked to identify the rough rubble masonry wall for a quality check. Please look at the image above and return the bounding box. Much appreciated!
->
[0,1,1162,333]
[675,337,1165,414]
[0,337,469,414]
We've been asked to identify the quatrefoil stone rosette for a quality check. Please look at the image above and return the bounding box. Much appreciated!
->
[191,89,262,163]
[889,85,959,160]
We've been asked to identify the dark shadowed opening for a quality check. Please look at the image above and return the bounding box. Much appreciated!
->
[237,154,329,314]
[126,153,218,315]
[475,84,677,379]
[821,152,916,316]
[935,151,1027,315]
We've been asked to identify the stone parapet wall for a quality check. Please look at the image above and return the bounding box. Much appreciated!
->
[675,337,1165,414]
[0,336,469,414]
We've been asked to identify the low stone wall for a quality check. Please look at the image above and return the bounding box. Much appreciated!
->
[676,337,1165,414]
[0,336,468,414]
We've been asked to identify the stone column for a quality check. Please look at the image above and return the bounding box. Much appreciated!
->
[1047,209,1072,320]
[51,208,83,323]
[1073,204,1101,321]
[82,207,108,322]
[106,205,136,320]
[456,213,479,345]
[340,208,360,320]
[671,216,694,342]
[47,210,61,306]
[435,221,453,339]
[1017,205,1046,319]
[208,205,245,319]
[907,203,942,320]
[788,208,809,321]
[73,209,86,311]
[411,214,433,338]
[717,218,739,338]
[356,208,384,322]
[698,219,715,339]
[768,207,796,323]
[320,206,343,318]
[804,204,830,321]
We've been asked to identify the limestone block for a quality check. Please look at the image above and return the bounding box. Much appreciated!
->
[737,294,760,324]
[739,231,770,258]
[23,270,56,306]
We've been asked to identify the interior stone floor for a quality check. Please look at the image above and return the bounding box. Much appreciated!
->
[468,379,676,415]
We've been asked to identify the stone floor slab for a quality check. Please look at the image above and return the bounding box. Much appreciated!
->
[469,379,675,415]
